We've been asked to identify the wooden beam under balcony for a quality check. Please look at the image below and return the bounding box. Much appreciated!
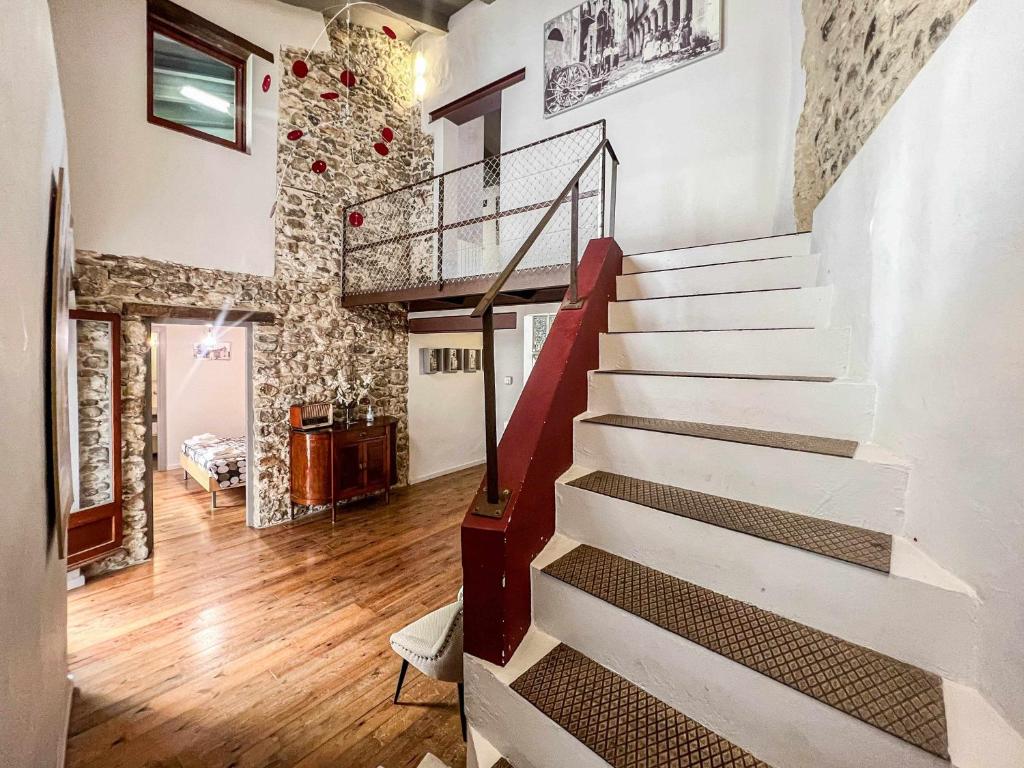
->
[341,267,569,312]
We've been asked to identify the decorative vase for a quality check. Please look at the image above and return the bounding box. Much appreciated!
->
[366,403,375,424]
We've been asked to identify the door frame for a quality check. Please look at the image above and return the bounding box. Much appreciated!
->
[67,309,123,569]
[144,317,258,543]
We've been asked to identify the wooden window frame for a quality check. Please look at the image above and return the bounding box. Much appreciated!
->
[147,15,249,152]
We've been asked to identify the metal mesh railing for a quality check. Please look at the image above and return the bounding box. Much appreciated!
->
[342,121,608,297]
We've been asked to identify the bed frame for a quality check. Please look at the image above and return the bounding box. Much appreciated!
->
[181,450,224,513]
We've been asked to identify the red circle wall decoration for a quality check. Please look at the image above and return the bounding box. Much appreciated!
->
[291,60,309,78]
[262,74,272,92]
[287,129,304,141]
[382,25,397,40]
[373,142,390,157]
[381,126,395,143]
[348,211,365,227]
[339,70,358,88]
[311,159,327,174]
[321,91,340,100]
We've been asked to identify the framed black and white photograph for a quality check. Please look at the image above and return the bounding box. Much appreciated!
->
[462,348,481,373]
[420,348,443,374]
[442,348,463,373]
[193,341,232,361]
[544,0,723,117]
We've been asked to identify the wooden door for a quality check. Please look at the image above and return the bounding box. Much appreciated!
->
[67,310,123,568]
[363,437,389,491]
[334,440,364,499]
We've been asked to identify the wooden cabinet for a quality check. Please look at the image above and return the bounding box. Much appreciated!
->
[289,417,397,520]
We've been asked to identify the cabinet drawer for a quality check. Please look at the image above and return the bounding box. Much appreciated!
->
[334,424,387,444]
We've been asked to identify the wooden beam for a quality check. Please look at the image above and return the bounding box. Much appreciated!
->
[148,0,275,62]
[343,267,568,309]
[429,69,527,124]
[122,303,276,324]
[409,313,517,334]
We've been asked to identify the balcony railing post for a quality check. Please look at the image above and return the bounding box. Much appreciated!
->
[437,175,446,290]
[609,152,619,239]
[482,306,499,504]
[564,181,583,310]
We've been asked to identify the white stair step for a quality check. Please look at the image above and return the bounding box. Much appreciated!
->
[608,286,832,332]
[617,254,819,300]
[532,534,1012,768]
[572,415,908,533]
[623,232,812,274]
[599,327,850,379]
[588,371,876,441]
[554,478,976,680]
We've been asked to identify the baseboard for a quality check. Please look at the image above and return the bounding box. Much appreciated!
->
[410,459,485,485]
[56,674,73,768]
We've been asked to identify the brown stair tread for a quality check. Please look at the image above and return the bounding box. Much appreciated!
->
[544,545,948,759]
[582,414,858,458]
[511,643,771,767]
[492,761,514,768]
[568,471,892,572]
[595,370,836,382]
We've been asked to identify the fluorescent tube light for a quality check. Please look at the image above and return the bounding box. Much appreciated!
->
[180,85,232,115]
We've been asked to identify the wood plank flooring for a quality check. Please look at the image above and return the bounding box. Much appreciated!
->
[67,467,480,768]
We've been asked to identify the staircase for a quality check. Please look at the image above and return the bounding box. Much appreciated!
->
[464,233,1022,768]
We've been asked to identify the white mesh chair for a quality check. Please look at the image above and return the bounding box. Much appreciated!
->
[390,588,465,738]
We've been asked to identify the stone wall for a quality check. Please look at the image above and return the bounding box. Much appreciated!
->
[74,22,432,576]
[795,0,973,228]
[75,320,114,509]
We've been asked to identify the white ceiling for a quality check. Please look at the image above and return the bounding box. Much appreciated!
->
[277,0,485,34]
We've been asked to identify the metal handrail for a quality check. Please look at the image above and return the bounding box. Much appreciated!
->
[470,136,620,515]
[470,138,615,318]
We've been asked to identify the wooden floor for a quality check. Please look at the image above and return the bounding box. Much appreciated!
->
[66,466,480,768]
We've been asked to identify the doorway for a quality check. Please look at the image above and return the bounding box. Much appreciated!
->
[148,319,254,545]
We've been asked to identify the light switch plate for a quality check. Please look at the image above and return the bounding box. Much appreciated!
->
[503,376,513,385]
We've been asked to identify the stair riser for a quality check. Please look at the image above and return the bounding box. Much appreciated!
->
[573,420,906,532]
[587,373,876,441]
[466,654,609,768]
[608,286,832,332]
[555,484,977,680]
[617,254,819,300]
[532,569,950,768]
[599,328,850,378]
[623,233,813,274]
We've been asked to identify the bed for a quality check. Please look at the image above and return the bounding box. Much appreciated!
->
[180,434,247,512]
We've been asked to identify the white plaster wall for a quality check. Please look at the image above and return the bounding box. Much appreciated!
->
[407,302,562,483]
[811,0,1024,731]
[159,324,248,468]
[417,0,805,255]
[0,0,72,763]
[49,0,328,276]
[408,331,485,483]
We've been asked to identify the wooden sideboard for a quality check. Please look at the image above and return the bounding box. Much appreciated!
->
[289,417,398,521]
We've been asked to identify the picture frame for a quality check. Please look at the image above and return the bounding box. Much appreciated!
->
[442,347,463,373]
[193,340,232,360]
[420,347,443,374]
[462,348,481,373]
[46,167,75,559]
[543,0,723,118]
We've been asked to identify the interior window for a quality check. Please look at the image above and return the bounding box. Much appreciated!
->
[146,0,257,152]
[151,30,240,145]
[524,313,558,377]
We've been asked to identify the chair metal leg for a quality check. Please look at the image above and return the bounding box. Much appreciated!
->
[393,659,409,704]
[457,682,466,741]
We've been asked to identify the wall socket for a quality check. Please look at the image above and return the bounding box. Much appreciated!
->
[503,376,513,385]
